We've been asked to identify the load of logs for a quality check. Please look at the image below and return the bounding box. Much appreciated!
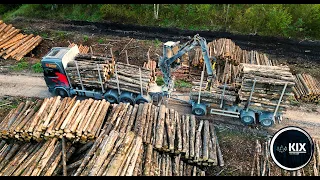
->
[0,20,43,61]
[143,60,157,82]
[0,138,76,176]
[68,42,90,54]
[106,62,153,95]
[190,80,237,106]
[238,64,295,112]
[65,54,115,90]
[190,38,280,86]
[0,96,110,143]
[292,73,320,103]
[71,130,206,176]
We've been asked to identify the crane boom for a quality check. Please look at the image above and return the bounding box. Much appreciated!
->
[159,34,216,94]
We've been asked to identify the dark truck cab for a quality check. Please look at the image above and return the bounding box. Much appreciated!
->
[41,46,79,97]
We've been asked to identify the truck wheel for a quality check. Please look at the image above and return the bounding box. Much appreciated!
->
[135,94,152,104]
[119,91,135,105]
[192,103,207,116]
[55,88,69,98]
[240,110,255,125]
[104,89,119,103]
[258,112,275,127]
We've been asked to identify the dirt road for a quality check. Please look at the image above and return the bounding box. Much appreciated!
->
[0,73,51,98]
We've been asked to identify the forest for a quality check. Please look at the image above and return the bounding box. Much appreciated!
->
[0,4,320,40]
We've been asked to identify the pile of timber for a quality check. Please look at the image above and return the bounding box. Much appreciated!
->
[238,64,295,112]
[292,73,320,103]
[190,38,280,86]
[190,80,238,106]
[106,62,152,95]
[68,42,90,54]
[143,60,157,82]
[0,20,43,61]
[0,96,110,143]
[0,138,76,176]
[65,55,114,89]
[71,130,206,176]
[92,102,224,167]
[250,139,271,176]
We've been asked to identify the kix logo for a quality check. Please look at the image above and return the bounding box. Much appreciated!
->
[270,126,314,171]
[288,143,306,155]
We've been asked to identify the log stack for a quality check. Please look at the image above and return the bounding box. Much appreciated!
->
[0,20,43,61]
[238,64,295,112]
[292,73,320,103]
[68,43,90,54]
[0,138,76,176]
[106,62,153,95]
[65,56,114,90]
[0,96,110,143]
[190,38,280,87]
[71,130,206,176]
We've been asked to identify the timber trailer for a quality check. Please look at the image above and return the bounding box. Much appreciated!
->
[41,34,286,127]
[41,45,164,105]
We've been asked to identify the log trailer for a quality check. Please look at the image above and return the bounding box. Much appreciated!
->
[41,34,289,127]
[158,34,288,127]
[41,45,163,105]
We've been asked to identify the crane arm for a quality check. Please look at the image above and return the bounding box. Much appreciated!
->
[159,34,216,94]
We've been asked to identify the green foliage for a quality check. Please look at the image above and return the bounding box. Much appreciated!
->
[98,38,104,44]
[83,35,89,42]
[155,76,164,86]
[32,62,43,73]
[174,79,192,88]
[3,4,320,40]
[11,61,29,71]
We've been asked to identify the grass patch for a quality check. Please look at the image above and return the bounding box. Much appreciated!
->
[155,76,165,86]
[83,35,89,42]
[174,79,192,88]
[11,61,29,71]
[32,62,43,73]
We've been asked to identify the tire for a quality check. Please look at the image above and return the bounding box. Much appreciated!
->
[260,118,274,127]
[192,103,207,116]
[55,88,69,98]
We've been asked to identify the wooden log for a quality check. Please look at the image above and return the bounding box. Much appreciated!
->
[209,123,218,165]
[143,103,152,143]
[51,146,76,176]
[126,104,139,133]
[155,105,166,149]
[104,131,135,176]
[120,136,142,176]
[134,103,144,135]
[132,141,144,176]
[89,130,119,176]
[194,120,203,162]
[142,143,153,176]
[124,136,143,176]
[119,105,133,133]
[189,115,196,158]
[146,105,155,144]
[202,120,209,161]
[174,111,182,154]
[184,115,190,158]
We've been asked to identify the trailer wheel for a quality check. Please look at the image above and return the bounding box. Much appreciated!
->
[135,94,152,104]
[119,91,135,105]
[104,89,119,103]
[55,88,69,98]
[192,103,207,116]
[240,110,255,125]
[258,112,275,127]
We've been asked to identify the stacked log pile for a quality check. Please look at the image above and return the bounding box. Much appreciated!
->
[0,96,110,143]
[238,64,295,112]
[190,38,279,86]
[0,138,76,176]
[292,73,320,103]
[143,60,157,82]
[0,20,43,61]
[68,43,90,54]
[190,80,238,106]
[106,62,153,94]
[87,102,224,167]
[71,130,206,176]
[65,55,114,89]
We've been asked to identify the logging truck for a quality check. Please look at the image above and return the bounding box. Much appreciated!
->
[159,34,292,127]
[41,45,163,105]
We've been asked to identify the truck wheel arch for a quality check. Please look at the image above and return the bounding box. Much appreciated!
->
[54,87,70,98]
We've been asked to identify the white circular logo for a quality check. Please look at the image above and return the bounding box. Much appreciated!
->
[269,126,314,171]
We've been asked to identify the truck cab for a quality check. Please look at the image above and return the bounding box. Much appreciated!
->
[41,46,79,97]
